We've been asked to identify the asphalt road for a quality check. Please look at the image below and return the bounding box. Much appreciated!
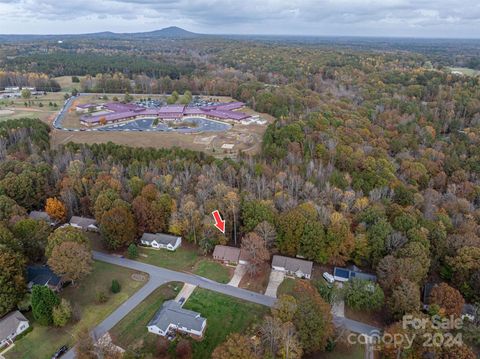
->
[62,251,379,358]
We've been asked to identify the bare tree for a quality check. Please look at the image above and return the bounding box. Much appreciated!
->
[241,232,270,275]
[259,316,283,355]
[254,221,277,249]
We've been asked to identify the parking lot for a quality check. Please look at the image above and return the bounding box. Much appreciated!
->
[98,117,231,133]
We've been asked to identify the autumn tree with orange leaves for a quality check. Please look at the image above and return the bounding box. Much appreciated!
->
[45,197,67,223]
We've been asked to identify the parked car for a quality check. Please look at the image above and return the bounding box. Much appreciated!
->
[323,272,335,284]
[51,345,68,358]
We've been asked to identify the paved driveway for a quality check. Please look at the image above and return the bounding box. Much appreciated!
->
[264,270,285,298]
[175,283,197,305]
[228,264,246,287]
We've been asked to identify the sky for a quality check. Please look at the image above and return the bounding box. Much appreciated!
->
[0,0,479,38]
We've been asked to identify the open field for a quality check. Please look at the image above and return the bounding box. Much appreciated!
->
[54,76,85,92]
[0,92,64,123]
[448,67,480,77]
[6,261,146,359]
[110,282,181,354]
[51,124,265,156]
[183,288,269,358]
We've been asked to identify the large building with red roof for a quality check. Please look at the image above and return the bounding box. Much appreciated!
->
[77,101,250,127]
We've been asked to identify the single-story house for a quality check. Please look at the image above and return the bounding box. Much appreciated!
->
[27,265,63,292]
[333,266,377,282]
[28,211,56,226]
[140,233,181,251]
[0,311,30,348]
[69,216,98,232]
[272,255,313,279]
[212,245,248,265]
[147,300,206,338]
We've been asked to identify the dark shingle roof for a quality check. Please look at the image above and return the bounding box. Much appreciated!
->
[27,265,61,287]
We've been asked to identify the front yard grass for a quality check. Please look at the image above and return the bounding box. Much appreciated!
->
[277,277,296,296]
[6,261,146,359]
[136,246,199,272]
[183,288,269,359]
[192,260,233,284]
[110,282,181,354]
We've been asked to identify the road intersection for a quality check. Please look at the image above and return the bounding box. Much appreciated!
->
[63,251,379,358]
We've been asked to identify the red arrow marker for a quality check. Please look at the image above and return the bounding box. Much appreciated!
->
[212,210,225,234]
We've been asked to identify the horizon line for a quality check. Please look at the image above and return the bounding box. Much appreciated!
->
[0,28,479,41]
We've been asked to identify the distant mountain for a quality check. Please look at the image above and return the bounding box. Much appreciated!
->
[0,27,202,42]
[133,26,200,38]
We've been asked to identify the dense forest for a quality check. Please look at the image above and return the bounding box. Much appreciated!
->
[0,36,480,358]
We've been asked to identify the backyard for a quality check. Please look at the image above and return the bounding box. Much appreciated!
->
[5,261,147,359]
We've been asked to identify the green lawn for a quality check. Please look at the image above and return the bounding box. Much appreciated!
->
[6,261,146,359]
[183,288,269,359]
[277,277,296,296]
[193,260,232,284]
[137,246,199,272]
[110,282,181,354]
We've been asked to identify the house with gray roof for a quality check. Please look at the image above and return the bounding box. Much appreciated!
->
[69,216,98,232]
[0,311,30,348]
[28,211,56,226]
[272,255,313,279]
[140,233,182,251]
[147,300,206,338]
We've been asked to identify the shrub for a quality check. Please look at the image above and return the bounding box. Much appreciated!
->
[111,279,121,294]
[31,285,60,326]
[127,243,138,259]
[96,291,108,304]
[53,299,72,327]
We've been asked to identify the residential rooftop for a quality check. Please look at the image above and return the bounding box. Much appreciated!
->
[148,300,206,334]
